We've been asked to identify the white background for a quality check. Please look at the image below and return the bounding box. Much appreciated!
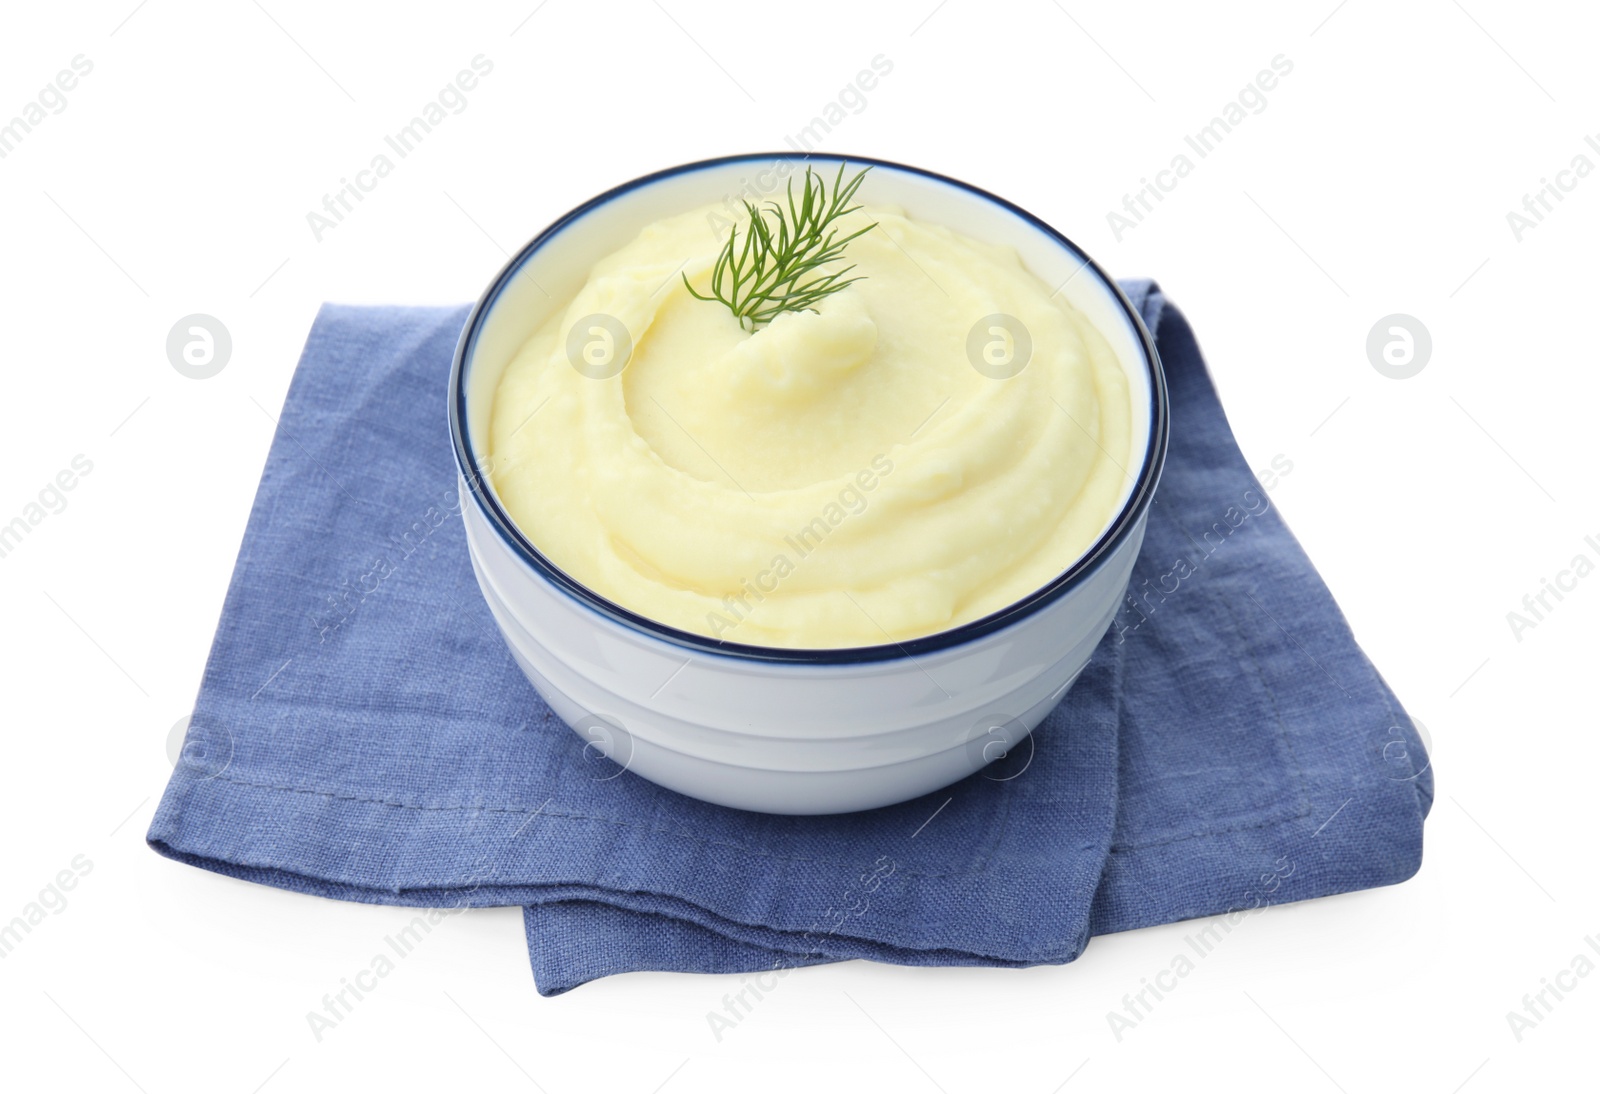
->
[1,1,1595,1091]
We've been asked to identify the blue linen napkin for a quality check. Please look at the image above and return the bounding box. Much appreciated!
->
[147,281,1432,995]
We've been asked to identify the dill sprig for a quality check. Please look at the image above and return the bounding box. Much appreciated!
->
[684,163,877,331]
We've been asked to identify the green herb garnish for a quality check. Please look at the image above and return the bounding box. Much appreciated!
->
[684,163,876,332]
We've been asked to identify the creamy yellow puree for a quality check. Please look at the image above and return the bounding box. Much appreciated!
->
[488,202,1131,648]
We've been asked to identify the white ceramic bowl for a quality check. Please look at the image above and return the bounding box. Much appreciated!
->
[449,153,1168,814]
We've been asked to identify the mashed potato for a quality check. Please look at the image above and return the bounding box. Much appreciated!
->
[489,202,1130,648]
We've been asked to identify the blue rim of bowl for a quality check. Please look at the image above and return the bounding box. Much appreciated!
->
[448,152,1169,665]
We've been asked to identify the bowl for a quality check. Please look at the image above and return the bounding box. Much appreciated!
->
[448,153,1168,814]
